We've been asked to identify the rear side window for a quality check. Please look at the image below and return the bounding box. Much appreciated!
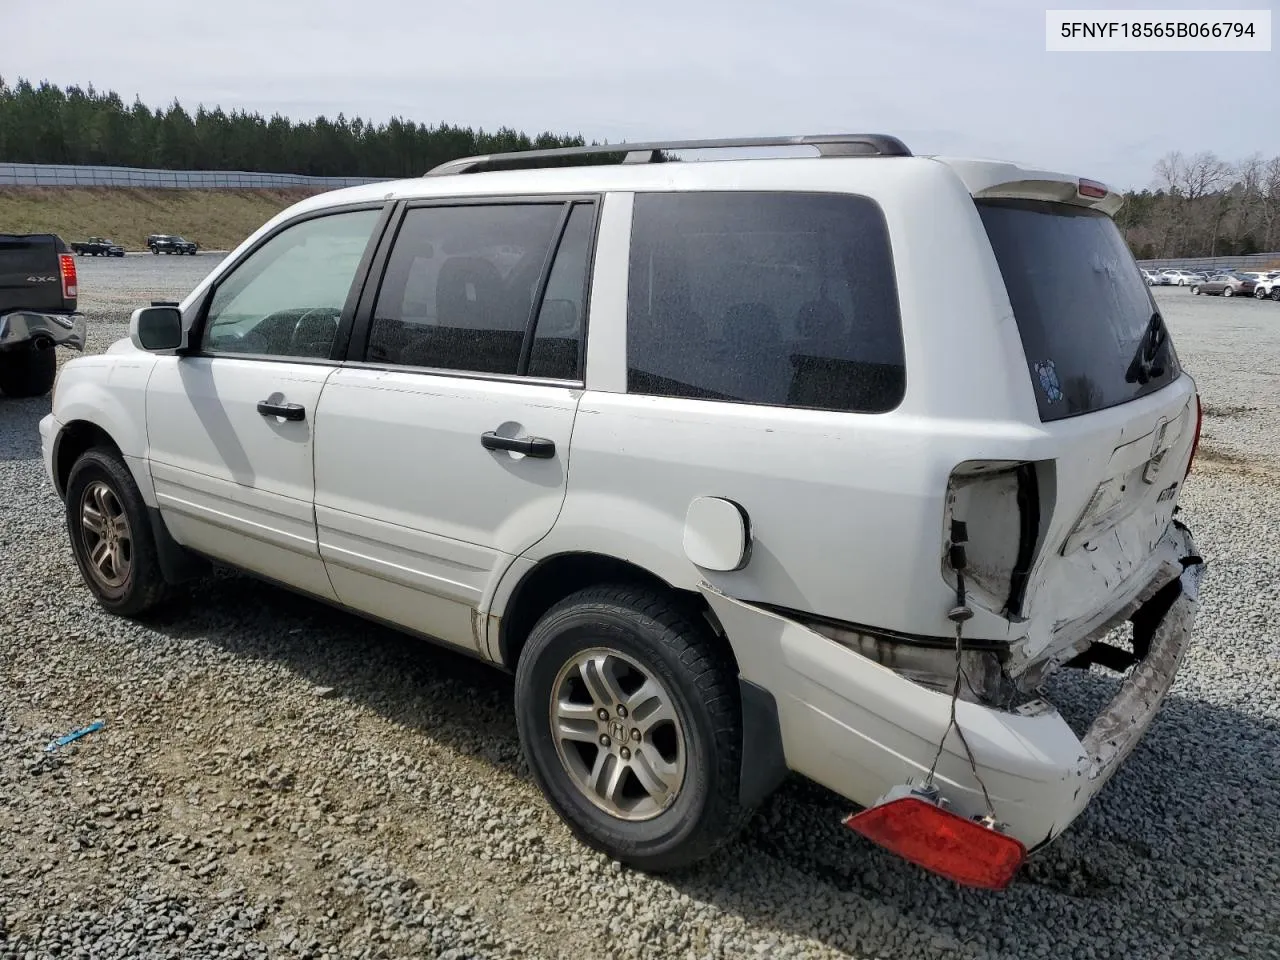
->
[367,201,594,379]
[977,198,1179,422]
[626,192,905,414]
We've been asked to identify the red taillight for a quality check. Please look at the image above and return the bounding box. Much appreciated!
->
[1078,178,1108,199]
[1185,393,1203,478]
[59,253,78,300]
[844,797,1027,890]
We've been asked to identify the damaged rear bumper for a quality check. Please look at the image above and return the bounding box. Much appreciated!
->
[0,310,87,352]
[700,520,1206,851]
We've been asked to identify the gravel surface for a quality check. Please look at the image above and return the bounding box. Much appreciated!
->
[2,267,1278,960]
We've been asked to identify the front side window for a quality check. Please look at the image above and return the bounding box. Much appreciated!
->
[626,191,906,414]
[200,208,380,359]
[366,203,570,376]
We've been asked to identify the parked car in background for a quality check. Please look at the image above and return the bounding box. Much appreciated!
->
[70,237,126,257]
[1251,273,1280,300]
[1141,269,1161,285]
[1236,272,1269,294]
[0,232,86,396]
[1191,274,1248,296]
[40,134,1208,890]
[1160,270,1201,286]
[147,234,199,255]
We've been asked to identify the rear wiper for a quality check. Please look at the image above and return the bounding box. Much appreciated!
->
[1125,311,1168,385]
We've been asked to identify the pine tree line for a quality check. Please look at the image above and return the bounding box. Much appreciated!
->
[0,77,587,178]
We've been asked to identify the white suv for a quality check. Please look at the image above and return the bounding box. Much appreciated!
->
[40,134,1207,890]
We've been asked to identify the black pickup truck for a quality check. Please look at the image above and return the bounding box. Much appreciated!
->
[0,234,87,397]
[147,234,198,255]
[71,236,126,257]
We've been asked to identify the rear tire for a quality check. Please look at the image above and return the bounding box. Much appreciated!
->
[1191,286,1200,295]
[514,584,747,873]
[65,448,170,617]
[1271,287,1280,302]
[0,343,57,397]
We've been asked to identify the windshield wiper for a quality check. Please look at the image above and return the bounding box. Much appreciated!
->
[1125,311,1168,385]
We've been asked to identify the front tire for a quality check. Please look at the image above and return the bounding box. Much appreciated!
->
[1223,287,1234,297]
[65,449,169,616]
[514,584,747,872]
[0,342,57,397]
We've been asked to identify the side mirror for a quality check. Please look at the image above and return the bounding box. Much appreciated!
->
[129,306,183,351]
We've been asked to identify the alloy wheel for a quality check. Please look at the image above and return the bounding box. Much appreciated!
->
[80,480,132,588]
[549,648,687,822]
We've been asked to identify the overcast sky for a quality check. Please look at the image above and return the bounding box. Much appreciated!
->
[1,0,1275,188]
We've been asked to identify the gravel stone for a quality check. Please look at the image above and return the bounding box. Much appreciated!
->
[1,266,1278,959]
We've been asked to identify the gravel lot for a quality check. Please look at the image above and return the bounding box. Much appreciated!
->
[2,261,1278,960]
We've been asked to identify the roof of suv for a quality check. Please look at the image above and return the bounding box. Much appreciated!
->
[285,134,1124,220]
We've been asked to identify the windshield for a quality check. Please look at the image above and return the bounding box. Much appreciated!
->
[977,198,1179,422]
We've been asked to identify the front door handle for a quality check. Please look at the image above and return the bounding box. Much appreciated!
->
[481,431,555,458]
[257,400,306,422]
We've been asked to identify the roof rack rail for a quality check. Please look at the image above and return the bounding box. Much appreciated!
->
[424,133,911,177]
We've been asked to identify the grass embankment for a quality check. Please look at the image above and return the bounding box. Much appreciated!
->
[0,187,322,251]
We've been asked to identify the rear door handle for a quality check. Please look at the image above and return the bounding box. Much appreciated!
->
[257,400,306,422]
[481,431,555,458]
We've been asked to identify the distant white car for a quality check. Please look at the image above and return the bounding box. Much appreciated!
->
[1161,270,1200,286]
[1252,273,1280,300]
[1141,269,1161,285]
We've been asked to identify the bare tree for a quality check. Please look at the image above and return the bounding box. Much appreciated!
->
[1259,155,1280,252]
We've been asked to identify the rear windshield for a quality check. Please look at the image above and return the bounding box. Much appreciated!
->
[977,198,1179,422]
[0,235,55,273]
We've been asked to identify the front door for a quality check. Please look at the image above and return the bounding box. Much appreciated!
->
[145,206,385,600]
[313,199,598,652]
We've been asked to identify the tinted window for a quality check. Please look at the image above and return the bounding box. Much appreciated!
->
[626,192,905,413]
[977,199,1179,422]
[528,203,595,380]
[200,209,379,359]
[367,204,563,375]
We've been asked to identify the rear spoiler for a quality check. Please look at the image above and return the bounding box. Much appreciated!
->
[933,158,1125,217]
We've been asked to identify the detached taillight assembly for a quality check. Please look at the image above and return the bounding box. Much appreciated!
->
[59,253,78,300]
[845,795,1027,890]
[1185,393,1203,478]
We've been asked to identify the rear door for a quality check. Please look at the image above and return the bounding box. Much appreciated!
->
[975,197,1198,656]
[312,198,596,653]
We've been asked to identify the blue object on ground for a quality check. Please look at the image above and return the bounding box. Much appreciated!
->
[44,720,106,752]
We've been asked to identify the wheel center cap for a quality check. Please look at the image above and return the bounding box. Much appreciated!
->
[608,719,627,743]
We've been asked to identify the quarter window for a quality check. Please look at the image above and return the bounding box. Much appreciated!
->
[626,191,905,413]
[200,209,379,359]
